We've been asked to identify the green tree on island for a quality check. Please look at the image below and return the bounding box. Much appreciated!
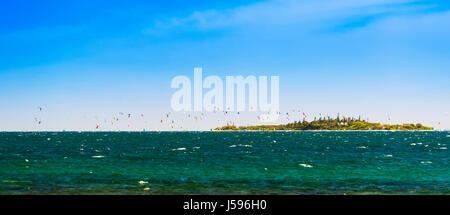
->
[214,116,433,131]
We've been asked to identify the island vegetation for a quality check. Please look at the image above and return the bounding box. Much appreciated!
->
[214,116,433,131]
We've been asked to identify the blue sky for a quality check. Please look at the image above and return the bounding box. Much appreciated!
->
[0,0,449,131]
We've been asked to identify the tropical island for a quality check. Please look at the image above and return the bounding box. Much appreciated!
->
[214,116,433,131]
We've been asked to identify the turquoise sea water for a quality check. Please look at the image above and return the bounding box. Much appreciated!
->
[0,131,449,194]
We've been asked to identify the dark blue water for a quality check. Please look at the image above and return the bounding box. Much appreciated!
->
[0,131,448,194]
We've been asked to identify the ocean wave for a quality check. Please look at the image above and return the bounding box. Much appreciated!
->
[299,163,313,168]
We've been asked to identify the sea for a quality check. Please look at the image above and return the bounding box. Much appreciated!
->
[0,131,448,194]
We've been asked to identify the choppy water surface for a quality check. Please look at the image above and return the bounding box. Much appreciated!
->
[0,131,448,194]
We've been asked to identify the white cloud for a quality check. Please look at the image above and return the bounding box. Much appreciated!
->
[152,0,421,31]
[367,9,450,36]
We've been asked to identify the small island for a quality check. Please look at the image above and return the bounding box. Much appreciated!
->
[214,116,433,131]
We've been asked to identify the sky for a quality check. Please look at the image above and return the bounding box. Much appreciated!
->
[0,0,449,131]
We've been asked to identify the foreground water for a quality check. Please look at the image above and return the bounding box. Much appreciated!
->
[0,131,449,194]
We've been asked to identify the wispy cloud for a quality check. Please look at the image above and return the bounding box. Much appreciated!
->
[365,9,450,36]
[149,0,426,32]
